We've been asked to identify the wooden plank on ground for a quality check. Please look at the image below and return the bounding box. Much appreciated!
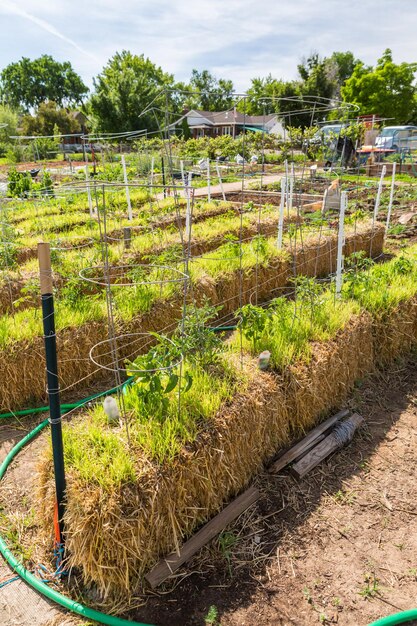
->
[145,486,260,589]
[268,408,350,474]
[291,413,364,479]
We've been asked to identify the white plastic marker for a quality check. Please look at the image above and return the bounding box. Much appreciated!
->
[277,176,287,250]
[288,164,294,213]
[385,161,397,233]
[85,164,94,218]
[121,154,132,221]
[373,164,386,222]
[185,175,192,241]
[336,191,347,298]
[103,396,120,425]
[215,162,226,201]
[180,160,185,188]
[207,160,211,201]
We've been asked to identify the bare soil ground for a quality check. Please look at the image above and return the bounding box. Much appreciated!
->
[136,355,417,626]
[0,356,416,626]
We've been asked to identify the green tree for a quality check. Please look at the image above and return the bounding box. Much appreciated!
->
[242,76,311,127]
[21,101,81,137]
[0,105,18,155]
[185,69,234,111]
[89,51,175,133]
[328,51,359,91]
[0,55,88,111]
[341,49,417,123]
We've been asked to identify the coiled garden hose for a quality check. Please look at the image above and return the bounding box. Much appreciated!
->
[0,417,154,625]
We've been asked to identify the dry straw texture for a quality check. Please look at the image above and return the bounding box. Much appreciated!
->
[372,295,417,365]
[36,309,393,604]
[0,224,384,411]
[38,358,289,600]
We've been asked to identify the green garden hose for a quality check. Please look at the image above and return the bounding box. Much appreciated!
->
[368,611,417,625]
[0,378,134,420]
[0,417,154,626]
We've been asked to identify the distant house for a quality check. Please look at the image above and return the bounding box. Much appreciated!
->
[170,109,284,139]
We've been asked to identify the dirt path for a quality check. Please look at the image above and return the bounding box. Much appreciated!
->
[136,357,417,626]
[156,173,283,200]
[0,357,416,626]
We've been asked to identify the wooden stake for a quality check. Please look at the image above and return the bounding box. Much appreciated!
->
[268,408,349,473]
[123,227,131,250]
[291,413,364,479]
[145,486,259,588]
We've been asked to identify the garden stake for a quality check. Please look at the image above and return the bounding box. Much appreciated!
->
[336,191,347,298]
[373,164,386,222]
[215,162,226,201]
[121,154,132,221]
[161,156,166,198]
[277,176,286,250]
[123,227,131,250]
[385,161,397,233]
[84,164,94,218]
[38,242,66,545]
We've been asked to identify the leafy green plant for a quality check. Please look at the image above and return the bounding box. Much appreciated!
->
[238,303,270,352]
[358,573,380,599]
[178,302,224,370]
[7,168,32,198]
[127,333,192,422]
[218,531,238,576]
[204,605,219,625]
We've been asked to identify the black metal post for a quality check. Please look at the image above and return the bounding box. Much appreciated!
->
[38,242,66,544]
[161,156,166,198]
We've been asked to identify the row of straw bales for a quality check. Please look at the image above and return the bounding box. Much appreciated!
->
[0,224,384,411]
[37,290,417,604]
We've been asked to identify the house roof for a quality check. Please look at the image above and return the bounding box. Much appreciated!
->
[171,109,278,128]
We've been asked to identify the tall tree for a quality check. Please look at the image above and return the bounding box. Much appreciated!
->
[185,70,234,111]
[0,105,18,144]
[0,55,88,111]
[89,51,174,133]
[21,101,81,137]
[242,76,314,127]
[341,49,417,123]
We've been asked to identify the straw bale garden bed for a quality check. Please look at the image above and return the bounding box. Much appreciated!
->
[0,173,416,625]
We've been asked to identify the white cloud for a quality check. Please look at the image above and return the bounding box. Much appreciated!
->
[0,0,416,91]
[0,0,98,61]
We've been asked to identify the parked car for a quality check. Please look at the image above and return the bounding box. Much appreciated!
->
[310,124,345,146]
[375,126,417,152]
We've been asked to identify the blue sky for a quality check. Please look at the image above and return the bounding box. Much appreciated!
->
[0,0,416,92]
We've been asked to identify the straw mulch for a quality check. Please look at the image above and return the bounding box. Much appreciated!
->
[284,312,374,433]
[0,224,384,411]
[36,307,393,605]
[371,295,417,365]
[37,357,290,601]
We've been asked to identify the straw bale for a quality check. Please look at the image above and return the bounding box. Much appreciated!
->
[38,359,289,600]
[36,299,417,605]
[372,296,417,365]
[284,313,374,433]
[293,223,385,278]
